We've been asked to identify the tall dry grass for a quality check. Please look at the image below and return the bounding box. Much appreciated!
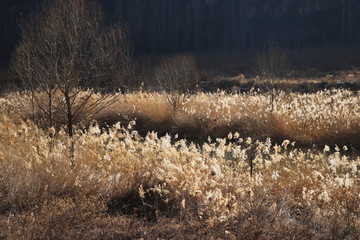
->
[1,89,360,239]
[91,88,360,147]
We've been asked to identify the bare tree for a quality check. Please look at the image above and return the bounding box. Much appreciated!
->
[256,44,290,112]
[256,44,289,80]
[11,0,133,137]
[153,54,199,112]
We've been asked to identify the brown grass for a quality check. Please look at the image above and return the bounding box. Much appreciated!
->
[1,89,360,239]
[90,89,360,147]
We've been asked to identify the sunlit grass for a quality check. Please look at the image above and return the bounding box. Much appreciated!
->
[92,88,360,146]
[1,89,360,239]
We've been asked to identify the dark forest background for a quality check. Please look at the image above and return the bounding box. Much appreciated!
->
[1,0,360,82]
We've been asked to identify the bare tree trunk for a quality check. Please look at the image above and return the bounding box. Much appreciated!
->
[48,88,53,153]
[347,0,352,41]
[193,0,200,52]
[342,0,346,36]
[64,90,74,162]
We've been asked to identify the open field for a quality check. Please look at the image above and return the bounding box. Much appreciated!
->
[1,88,360,239]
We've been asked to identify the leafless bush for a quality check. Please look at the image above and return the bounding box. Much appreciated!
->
[257,44,290,112]
[11,0,133,137]
[257,44,290,80]
[153,54,199,112]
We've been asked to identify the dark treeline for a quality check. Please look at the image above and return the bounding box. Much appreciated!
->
[2,0,360,58]
[101,0,360,54]
[98,0,360,54]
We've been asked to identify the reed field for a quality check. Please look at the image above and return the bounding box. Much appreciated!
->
[1,88,360,239]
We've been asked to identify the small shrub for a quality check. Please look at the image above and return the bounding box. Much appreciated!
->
[153,54,199,112]
[257,44,290,79]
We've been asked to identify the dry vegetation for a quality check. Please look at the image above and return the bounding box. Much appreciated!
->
[3,0,360,238]
[95,88,360,147]
[1,88,360,239]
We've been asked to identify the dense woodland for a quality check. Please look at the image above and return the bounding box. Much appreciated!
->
[103,0,360,53]
[1,0,360,58]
